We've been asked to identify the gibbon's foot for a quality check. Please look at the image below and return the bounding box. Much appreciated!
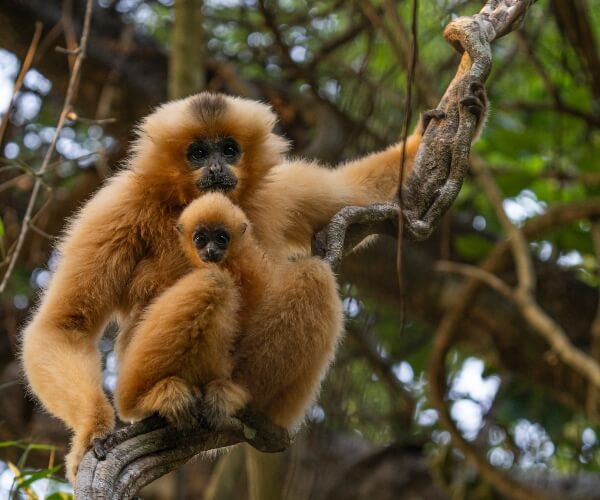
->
[65,403,115,483]
[160,390,202,430]
[66,430,112,483]
[139,376,203,430]
[92,437,109,460]
[201,379,250,428]
[460,81,487,121]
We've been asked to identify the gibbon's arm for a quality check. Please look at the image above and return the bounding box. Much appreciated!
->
[116,268,242,428]
[20,172,144,480]
[258,131,422,248]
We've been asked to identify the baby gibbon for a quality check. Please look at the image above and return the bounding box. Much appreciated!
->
[115,193,251,428]
[117,193,344,431]
[21,88,486,482]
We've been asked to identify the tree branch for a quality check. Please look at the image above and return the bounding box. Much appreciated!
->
[75,409,291,499]
[402,0,535,240]
[0,0,93,294]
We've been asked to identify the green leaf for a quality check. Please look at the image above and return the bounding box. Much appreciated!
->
[16,465,63,490]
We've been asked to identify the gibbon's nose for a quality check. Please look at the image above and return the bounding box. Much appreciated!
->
[208,160,222,176]
[203,246,223,263]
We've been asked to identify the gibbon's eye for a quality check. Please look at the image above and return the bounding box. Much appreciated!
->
[220,139,240,160]
[186,141,210,166]
[215,231,230,248]
[193,232,208,248]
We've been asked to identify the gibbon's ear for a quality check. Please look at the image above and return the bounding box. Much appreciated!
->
[175,223,184,234]
[239,223,247,235]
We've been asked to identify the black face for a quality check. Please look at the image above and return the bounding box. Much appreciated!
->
[186,137,241,193]
[193,224,231,263]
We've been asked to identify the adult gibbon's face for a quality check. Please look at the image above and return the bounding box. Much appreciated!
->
[136,92,289,206]
[185,137,241,194]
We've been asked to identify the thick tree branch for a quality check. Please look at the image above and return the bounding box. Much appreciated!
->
[75,409,291,499]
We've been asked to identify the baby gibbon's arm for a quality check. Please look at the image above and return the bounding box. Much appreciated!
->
[116,269,244,428]
[20,173,144,482]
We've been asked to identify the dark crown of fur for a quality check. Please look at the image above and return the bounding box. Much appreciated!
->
[189,93,227,125]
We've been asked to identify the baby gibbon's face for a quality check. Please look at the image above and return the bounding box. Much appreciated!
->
[192,224,231,263]
[177,192,250,268]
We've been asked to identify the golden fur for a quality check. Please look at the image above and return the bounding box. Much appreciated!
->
[20,92,424,482]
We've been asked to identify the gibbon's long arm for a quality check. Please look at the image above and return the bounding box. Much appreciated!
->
[253,130,423,253]
[115,268,242,428]
[21,172,144,481]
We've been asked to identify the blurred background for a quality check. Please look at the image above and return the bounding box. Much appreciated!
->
[0,0,599,498]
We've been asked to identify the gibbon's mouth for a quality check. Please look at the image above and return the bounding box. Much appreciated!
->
[197,177,238,193]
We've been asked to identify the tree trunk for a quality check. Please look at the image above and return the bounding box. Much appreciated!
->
[169,0,205,99]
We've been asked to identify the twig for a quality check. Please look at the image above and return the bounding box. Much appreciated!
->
[427,307,546,500]
[395,0,419,330]
[0,22,43,149]
[435,260,513,298]
[0,0,93,295]
[349,323,415,428]
[470,156,535,293]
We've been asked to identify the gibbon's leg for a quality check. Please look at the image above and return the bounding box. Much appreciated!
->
[115,269,244,428]
[233,257,344,429]
[113,304,143,363]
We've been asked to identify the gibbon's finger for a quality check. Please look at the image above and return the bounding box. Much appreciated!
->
[420,109,446,134]
[469,81,487,103]
[460,96,484,119]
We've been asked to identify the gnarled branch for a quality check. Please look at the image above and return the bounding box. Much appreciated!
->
[75,409,291,499]
[403,0,535,240]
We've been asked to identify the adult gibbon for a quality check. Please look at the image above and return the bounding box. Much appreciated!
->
[115,193,342,431]
[21,88,486,482]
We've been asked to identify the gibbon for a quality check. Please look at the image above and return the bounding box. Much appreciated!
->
[21,88,487,482]
[115,193,250,429]
[116,193,343,431]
